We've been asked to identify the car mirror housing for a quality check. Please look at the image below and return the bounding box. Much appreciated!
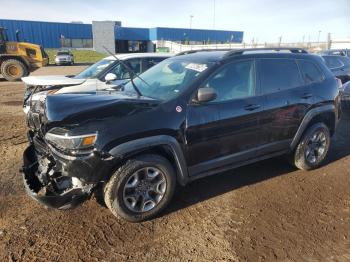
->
[197,87,217,103]
[105,73,117,83]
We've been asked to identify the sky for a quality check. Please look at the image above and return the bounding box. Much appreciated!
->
[1,0,349,43]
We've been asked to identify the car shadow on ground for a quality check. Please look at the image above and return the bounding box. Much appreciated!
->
[163,156,296,217]
[163,109,350,217]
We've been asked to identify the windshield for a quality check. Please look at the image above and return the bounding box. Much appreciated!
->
[57,51,70,56]
[74,59,115,79]
[123,58,212,101]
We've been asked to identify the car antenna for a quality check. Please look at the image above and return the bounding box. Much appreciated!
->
[102,46,151,96]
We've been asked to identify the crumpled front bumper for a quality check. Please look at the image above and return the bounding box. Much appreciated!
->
[22,144,92,210]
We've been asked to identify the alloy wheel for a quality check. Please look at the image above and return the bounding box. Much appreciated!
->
[123,167,167,213]
[305,130,327,164]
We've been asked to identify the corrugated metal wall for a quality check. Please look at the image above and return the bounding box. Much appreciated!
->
[150,27,243,43]
[115,27,150,41]
[0,19,92,48]
[0,19,244,48]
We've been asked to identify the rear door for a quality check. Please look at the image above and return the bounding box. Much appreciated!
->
[258,58,312,155]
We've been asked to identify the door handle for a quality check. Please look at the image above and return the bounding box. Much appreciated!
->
[244,104,261,111]
[301,93,313,99]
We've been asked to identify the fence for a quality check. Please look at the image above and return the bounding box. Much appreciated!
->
[157,39,350,53]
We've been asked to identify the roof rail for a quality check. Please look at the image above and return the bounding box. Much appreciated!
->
[175,47,308,57]
[223,47,308,58]
[175,48,234,56]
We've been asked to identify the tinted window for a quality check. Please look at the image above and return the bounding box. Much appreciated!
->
[323,56,343,69]
[109,63,132,80]
[108,58,143,80]
[145,57,167,70]
[298,60,323,84]
[205,60,255,102]
[127,58,142,74]
[260,59,303,94]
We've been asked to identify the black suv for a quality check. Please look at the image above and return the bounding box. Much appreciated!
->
[22,48,341,222]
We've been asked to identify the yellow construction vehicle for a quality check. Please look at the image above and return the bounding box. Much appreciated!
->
[0,27,48,81]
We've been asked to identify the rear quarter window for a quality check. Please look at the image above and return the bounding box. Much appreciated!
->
[297,60,324,84]
[259,58,303,94]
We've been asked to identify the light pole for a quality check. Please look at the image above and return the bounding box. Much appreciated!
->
[317,30,322,44]
[189,15,194,30]
[213,0,216,29]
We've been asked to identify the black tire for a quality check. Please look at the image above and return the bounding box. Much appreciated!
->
[293,123,330,171]
[1,59,28,81]
[104,154,176,222]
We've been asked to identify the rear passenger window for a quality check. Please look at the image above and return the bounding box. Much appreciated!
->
[260,59,303,94]
[298,60,323,84]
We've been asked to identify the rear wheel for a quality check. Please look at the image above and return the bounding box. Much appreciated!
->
[293,123,330,170]
[1,59,28,81]
[104,154,176,222]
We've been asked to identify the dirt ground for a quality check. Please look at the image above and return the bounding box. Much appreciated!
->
[0,65,350,262]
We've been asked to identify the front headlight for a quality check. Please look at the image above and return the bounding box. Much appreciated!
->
[45,128,97,152]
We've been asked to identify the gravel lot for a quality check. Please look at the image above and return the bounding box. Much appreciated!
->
[0,65,350,262]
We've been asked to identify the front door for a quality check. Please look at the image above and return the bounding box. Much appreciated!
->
[186,59,263,176]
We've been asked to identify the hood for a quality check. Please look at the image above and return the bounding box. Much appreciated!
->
[22,75,86,86]
[45,91,158,123]
[56,79,126,94]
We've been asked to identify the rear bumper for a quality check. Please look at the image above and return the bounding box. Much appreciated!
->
[22,144,92,210]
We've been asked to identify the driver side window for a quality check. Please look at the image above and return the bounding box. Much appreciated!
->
[205,60,256,102]
[109,59,143,80]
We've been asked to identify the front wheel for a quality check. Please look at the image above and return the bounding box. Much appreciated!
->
[104,154,176,222]
[293,123,331,171]
[1,59,28,81]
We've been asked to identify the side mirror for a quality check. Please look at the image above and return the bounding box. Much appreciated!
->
[105,73,117,83]
[197,87,217,103]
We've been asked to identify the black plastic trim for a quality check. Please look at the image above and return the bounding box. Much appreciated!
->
[109,135,189,186]
[290,104,335,149]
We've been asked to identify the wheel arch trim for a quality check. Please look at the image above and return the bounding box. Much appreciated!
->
[290,104,336,150]
[108,135,189,186]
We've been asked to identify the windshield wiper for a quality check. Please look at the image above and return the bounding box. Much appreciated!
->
[102,46,152,97]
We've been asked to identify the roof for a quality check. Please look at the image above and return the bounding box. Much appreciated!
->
[103,52,174,61]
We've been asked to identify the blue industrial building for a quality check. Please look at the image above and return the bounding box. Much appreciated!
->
[0,19,244,53]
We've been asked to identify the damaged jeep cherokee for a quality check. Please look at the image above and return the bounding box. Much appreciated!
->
[22,48,341,222]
